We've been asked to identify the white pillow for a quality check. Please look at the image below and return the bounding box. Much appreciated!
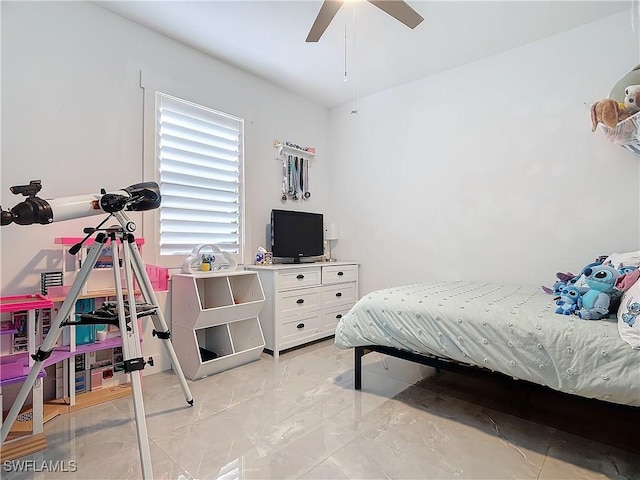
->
[617,276,640,349]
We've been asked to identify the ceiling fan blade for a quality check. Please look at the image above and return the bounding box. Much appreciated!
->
[306,0,345,42]
[367,0,424,29]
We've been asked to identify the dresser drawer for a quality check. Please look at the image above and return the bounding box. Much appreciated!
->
[322,282,356,309]
[278,267,321,290]
[321,304,354,333]
[277,287,321,317]
[280,313,321,348]
[322,264,358,285]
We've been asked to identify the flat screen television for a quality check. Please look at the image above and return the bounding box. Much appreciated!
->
[271,209,324,263]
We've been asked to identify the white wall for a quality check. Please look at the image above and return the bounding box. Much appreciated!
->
[2,3,639,375]
[1,2,331,373]
[328,12,640,295]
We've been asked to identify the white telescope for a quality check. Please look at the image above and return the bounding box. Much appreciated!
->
[0,180,161,226]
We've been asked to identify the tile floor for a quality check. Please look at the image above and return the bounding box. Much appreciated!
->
[3,338,640,479]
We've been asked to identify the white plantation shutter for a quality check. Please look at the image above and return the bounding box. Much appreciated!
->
[157,93,244,259]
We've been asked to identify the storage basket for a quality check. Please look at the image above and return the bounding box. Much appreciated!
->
[598,111,640,156]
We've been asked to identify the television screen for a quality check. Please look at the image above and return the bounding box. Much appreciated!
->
[271,210,324,262]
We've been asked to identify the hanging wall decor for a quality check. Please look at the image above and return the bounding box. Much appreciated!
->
[274,141,316,202]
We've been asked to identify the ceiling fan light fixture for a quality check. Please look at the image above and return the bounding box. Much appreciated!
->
[306,0,423,43]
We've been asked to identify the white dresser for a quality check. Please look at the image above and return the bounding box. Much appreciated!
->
[245,262,358,357]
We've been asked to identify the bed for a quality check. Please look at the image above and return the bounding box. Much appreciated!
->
[334,280,640,407]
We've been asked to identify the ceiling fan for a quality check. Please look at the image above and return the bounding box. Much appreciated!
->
[306,0,424,43]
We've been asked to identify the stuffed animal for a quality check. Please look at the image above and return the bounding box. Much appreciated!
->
[555,285,582,315]
[618,264,638,276]
[541,271,574,295]
[543,258,606,294]
[624,85,640,115]
[575,265,620,320]
[621,296,640,327]
[609,65,640,102]
[591,99,630,131]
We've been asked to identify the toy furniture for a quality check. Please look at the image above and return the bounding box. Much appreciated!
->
[0,294,53,458]
[0,236,171,461]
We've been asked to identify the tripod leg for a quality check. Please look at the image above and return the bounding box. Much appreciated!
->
[111,232,154,479]
[1,235,109,444]
[118,222,193,406]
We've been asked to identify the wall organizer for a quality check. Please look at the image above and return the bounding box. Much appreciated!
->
[274,141,316,202]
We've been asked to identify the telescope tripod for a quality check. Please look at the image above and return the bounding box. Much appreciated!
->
[0,211,194,479]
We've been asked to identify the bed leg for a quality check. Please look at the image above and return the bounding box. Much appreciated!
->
[355,347,363,390]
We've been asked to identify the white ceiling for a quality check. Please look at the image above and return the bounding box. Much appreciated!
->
[95,1,629,108]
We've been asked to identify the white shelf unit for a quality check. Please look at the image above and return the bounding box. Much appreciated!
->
[246,262,358,358]
[171,271,266,380]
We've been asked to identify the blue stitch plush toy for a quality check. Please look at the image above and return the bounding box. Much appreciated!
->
[544,257,608,296]
[575,265,620,320]
[622,297,640,327]
[555,285,582,315]
[541,272,574,295]
[617,265,638,275]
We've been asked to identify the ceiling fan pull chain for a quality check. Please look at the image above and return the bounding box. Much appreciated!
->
[351,2,358,115]
[344,11,348,82]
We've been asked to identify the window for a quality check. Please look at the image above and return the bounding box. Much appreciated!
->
[156,93,244,262]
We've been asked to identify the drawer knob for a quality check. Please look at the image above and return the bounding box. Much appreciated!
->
[297,323,305,329]
[337,271,344,276]
[335,292,342,297]
[296,274,305,279]
[336,314,342,319]
[296,298,304,304]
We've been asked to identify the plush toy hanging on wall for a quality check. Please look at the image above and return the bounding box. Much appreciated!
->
[589,65,640,152]
[590,98,630,131]
[624,85,640,115]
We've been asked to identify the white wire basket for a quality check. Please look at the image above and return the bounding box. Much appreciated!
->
[597,111,640,156]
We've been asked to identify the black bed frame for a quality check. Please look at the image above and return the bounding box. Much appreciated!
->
[354,345,512,390]
[353,345,640,455]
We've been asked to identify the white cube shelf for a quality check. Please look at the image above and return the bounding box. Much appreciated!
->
[173,272,265,329]
[171,271,266,380]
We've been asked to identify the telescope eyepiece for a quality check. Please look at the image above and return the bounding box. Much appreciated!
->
[3,180,52,226]
[1,209,14,226]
